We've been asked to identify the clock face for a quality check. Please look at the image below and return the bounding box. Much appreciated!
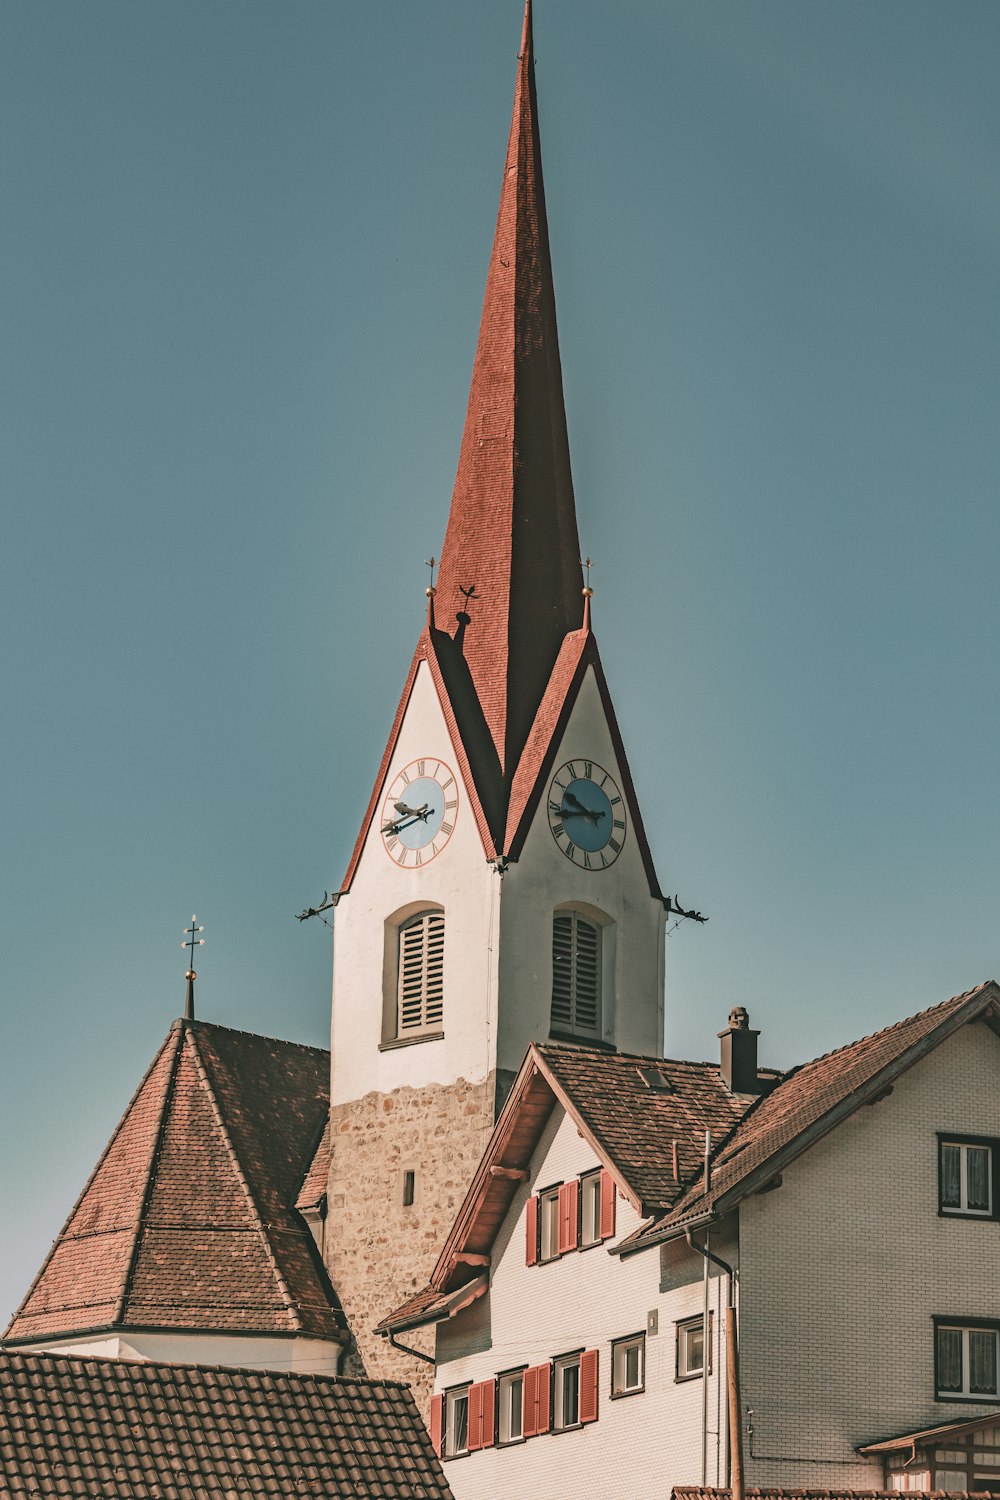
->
[380,759,458,868]
[547,759,626,869]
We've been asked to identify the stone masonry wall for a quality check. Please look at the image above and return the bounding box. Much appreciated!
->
[325,1071,496,1404]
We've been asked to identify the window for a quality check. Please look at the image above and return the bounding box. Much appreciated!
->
[939,1136,997,1218]
[402,1169,416,1207]
[677,1314,713,1381]
[397,910,444,1036]
[526,1171,615,1265]
[445,1386,469,1457]
[554,1354,581,1429]
[551,912,601,1038]
[936,1321,1000,1400]
[581,1170,602,1247]
[612,1333,645,1397]
[539,1187,560,1262]
[498,1370,524,1444]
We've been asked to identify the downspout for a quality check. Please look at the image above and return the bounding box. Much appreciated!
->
[686,1223,745,1500]
[700,1132,711,1486]
[386,1329,436,1367]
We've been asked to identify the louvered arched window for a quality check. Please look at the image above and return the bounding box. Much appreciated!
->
[551,912,601,1039]
[397,910,445,1036]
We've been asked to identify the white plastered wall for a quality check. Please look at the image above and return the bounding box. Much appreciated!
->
[434,1104,730,1500]
[331,661,500,1104]
[497,666,665,1072]
[22,1331,342,1375]
[740,1021,1000,1489]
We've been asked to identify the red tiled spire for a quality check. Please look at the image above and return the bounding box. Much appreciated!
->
[435,0,583,783]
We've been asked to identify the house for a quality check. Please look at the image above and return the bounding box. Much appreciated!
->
[0,1347,453,1498]
[379,980,1000,1500]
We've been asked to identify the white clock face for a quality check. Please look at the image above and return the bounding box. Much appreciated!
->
[547,759,626,869]
[380,758,458,867]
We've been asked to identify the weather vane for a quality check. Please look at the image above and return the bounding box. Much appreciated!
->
[425,555,437,592]
[181,915,205,1021]
[581,556,594,596]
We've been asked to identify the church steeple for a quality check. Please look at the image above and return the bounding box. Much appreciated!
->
[435,0,583,786]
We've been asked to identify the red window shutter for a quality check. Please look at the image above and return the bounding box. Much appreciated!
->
[526,1193,539,1266]
[480,1377,496,1448]
[599,1169,617,1240]
[558,1178,579,1254]
[522,1362,551,1437]
[580,1348,599,1424]
[430,1393,444,1456]
[467,1381,483,1451]
[523,1365,537,1437]
[535,1361,551,1434]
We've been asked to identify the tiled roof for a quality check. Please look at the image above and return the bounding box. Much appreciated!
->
[622,980,1000,1253]
[535,1043,750,1213]
[296,1117,332,1212]
[672,1490,989,1500]
[6,1019,344,1345]
[0,1348,453,1499]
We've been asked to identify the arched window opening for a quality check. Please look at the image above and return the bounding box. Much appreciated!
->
[551,912,601,1039]
[397,910,445,1037]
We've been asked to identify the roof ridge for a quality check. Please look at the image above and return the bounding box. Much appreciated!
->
[180,1016,330,1059]
[4,1027,180,1338]
[184,1026,304,1332]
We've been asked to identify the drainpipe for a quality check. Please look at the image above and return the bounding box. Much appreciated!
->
[685,1225,745,1500]
[700,1132,711,1486]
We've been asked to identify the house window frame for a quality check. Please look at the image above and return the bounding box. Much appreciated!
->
[611,1332,646,1398]
[444,1383,471,1458]
[580,1169,602,1249]
[938,1134,999,1221]
[553,1350,583,1432]
[676,1313,713,1382]
[498,1366,526,1446]
[934,1318,1000,1402]
[538,1185,561,1263]
[380,903,446,1049]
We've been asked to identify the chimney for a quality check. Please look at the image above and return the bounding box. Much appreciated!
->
[718,1006,761,1094]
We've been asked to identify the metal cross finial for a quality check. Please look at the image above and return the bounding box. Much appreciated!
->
[425,555,437,591]
[181,915,205,1021]
[581,556,593,590]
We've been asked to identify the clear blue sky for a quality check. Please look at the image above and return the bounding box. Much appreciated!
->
[1,1,997,1323]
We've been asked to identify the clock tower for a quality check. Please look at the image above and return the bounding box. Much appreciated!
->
[324,1,668,1387]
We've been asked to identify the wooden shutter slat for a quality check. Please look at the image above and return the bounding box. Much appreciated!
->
[580,1349,599,1424]
[430,1393,444,1456]
[599,1169,616,1240]
[523,1365,537,1437]
[525,1193,539,1266]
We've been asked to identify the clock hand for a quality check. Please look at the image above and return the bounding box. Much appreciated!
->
[561,791,605,824]
[394,801,431,820]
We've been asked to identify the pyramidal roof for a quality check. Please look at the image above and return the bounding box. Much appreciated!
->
[434,0,584,787]
[5,1019,344,1347]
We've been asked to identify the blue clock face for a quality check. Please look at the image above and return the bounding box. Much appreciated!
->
[547,759,626,869]
[381,759,458,867]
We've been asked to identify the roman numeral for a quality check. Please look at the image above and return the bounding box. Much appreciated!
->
[549,800,563,815]
[445,798,457,811]
[600,771,609,788]
[598,851,609,868]
[417,760,426,776]
[613,818,625,830]
[584,761,593,779]
[610,795,622,806]
[609,836,621,854]
[430,841,439,858]
[552,822,564,839]
[583,850,592,869]
[400,768,410,786]
[567,761,578,778]
[441,776,454,791]
[441,820,454,835]
[386,835,399,852]
[415,849,423,867]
